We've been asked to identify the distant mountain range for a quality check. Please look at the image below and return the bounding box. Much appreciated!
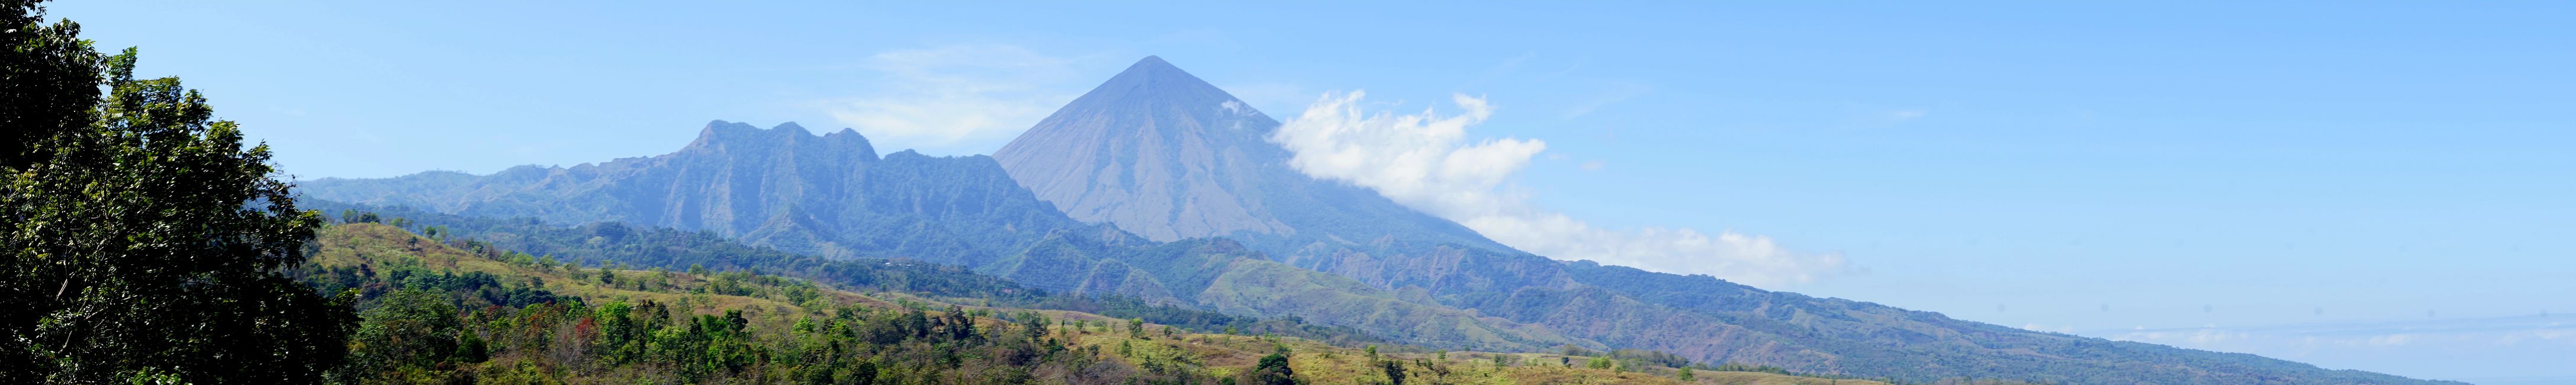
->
[300,56,2462,384]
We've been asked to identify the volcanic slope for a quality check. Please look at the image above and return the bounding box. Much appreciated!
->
[303,56,2465,384]
[992,56,1512,259]
[983,56,2463,385]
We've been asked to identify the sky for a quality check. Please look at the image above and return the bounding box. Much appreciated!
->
[48,2,2575,381]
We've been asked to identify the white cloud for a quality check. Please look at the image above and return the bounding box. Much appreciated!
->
[825,44,1084,154]
[1218,81,1312,116]
[1270,91,1849,287]
[2366,333,2417,346]
[1887,108,1929,121]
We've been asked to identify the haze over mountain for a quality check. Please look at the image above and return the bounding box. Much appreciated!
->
[297,56,2465,384]
[297,121,1100,265]
[994,56,1513,258]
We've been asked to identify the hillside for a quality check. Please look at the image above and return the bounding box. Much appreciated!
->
[981,57,2465,384]
[304,201,1594,354]
[300,222,1880,384]
[991,56,1511,259]
[294,57,2465,384]
[300,121,1101,265]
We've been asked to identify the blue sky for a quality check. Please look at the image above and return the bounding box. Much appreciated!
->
[52,2,2574,381]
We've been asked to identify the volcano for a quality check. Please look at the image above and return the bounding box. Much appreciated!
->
[994,56,1510,259]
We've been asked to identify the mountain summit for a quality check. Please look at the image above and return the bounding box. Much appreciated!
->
[302,120,1093,264]
[995,56,1510,257]
[296,57,2466,384]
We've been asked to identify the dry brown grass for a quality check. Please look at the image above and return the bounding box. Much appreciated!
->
[316,223,1881,385]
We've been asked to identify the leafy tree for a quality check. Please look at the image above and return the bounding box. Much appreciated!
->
[1378,358,1407,385]
[1,2,354,383]
[1678,366,1696,381]
[1248,345,1297,385]
[1587,356,1616,370]
[340,290,463,383]
[0,0,95,168]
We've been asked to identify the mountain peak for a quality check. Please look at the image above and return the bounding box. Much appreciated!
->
[685,120,877,161]
[994,55,1297,241]
[1117,55,1179,79]
[1077,56,1242,115]
[1133,54,1170,68]
[994,56,1507,253]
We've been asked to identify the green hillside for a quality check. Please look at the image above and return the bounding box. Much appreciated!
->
[308,200,1598,354]
[301,222,1882,384]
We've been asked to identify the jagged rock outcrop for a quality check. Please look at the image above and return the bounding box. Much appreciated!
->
[301,56,2466,384]
[301,121,1093,265]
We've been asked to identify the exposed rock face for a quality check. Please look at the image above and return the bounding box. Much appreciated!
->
[994,56,1289,242]
[300,56,2468,384]
[994,56,1510,256]
[301,120,1094,265]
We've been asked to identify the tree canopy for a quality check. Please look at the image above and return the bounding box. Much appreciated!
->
[1,1,354,383]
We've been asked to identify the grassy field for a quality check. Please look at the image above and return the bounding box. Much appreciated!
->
[311,223,1882,384]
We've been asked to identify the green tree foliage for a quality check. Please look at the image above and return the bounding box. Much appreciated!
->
[1610,348,1692,368]
[338,290,465,384]
[311,201,1392,345]
[1,2,354,382]
[1677,366,1696,381]
[0,0,97,168]
[297,223,1238,384]
[1712,361,1795,375]
[1247,345,1297,385]
[1587,356,1616,370]
[1378,358,1407,385]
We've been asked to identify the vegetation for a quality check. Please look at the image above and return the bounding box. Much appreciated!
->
[1,1,2471,383]
[299,222,1879,384]
[2,2,352,382]
[305,200,1395,346]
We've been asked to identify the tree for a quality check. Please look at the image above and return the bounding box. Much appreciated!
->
[1247,345,1296,385]
[1378,358,1407,385]
[341,290,464,382]
[1677,366,1696,381]
[1,2,355,382]
[0,0,97,168]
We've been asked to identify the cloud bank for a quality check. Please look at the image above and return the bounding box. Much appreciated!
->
[1270,91,1848,287]
[2094,315,2576,380]
[826,44,1081,154]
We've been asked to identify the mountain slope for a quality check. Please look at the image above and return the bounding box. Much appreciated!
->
[982,56,2463,384]
[301,129,1597,353]
[302,121,1100,265]
[301,221,1875,384]
[299,56,2465,384]
[993,56,1511,258]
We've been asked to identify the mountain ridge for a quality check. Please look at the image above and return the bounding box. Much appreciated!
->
[292,57,2468,384]
[994,56,1514,258]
